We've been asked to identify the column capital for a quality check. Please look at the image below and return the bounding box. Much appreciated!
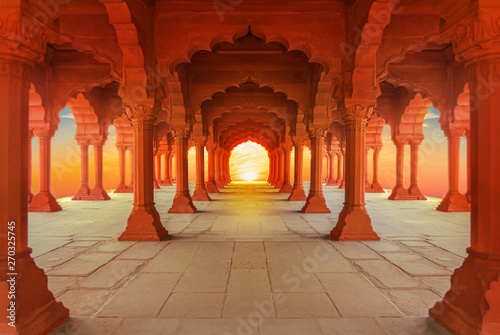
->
[32,127,55,138]
[192,137,206,147]
[443,7,500,64]
[125,102,157,123]
[308,128,327,139]
[392,137,409,146]
[0,5,50,64]
[342,103,374,123]
[171,128,190,139]
[444,125,468,138]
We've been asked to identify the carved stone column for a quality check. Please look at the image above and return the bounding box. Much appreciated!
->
[269,151,277,185]
[388,139,409,200]
[279,145,293,193]
[127,146,135,193]
[192,139,211,201]
[289,139,307,201]
[408,140,427,200]
[86,139,111,200]
[331,104,378,240]
[364,146,373,192]
[274,148,284,189]
[214,148,224,189]
[162,151,173,186]
[28,132,33,204]
[119,104,168,240]
[73,141,92,198]
[168,129,197,213]
[465,131,471,203]
[206,145,219,193]
[437,127,470,212]
[326,151,337,186]
[0,48,69,334]
[114,146,128,193]
[155,152,162,189]
[429,28,500,333]
[337,150,345,188]
[29,128,62,212]
[302,129,330,213]
[370,147,385,193]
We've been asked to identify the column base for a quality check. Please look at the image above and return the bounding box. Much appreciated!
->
[338,179,345,189]
[27,192,33,205]
[408,185,428,200]
[330,205,380,241]
[465,191,471,204]
[113,182,129,193]
[288,186,307,201]
[168,191,197,213]
[215,180,224,189]
[72,185,91,200]
[125,184,134,193]
[326,179,338,186]
[279,182,293,193]
[274,181,284,189]
[301,192,331,213]
[119,205,168,241]
[154,179,161,189]
[437,191,471,212]
[192,187,211,201]
[370,181,386,193]
[388,185,410,200]
[87,187,111,201]
[206,181,220,193]
[160,180,173,186]
[429,250,500,335]
[28,192,62,212]
[0,250,69,335]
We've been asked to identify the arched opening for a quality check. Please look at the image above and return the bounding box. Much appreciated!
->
[229,141,269,182]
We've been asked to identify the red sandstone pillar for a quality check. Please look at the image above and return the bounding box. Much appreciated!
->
[206,145,219,193]
[168,130,197,213]
[429,55,500,335]
[29,129,62,212]
[330,105,378,240]
[73,142,92,199]
[155,153,162,188]
[370,147,385,193]
[0,55,69,335]
[222,151,229,185]
[388,140,409,200]
[337,151,345,188]
[214,148,224,189]
[437,129,470,212]
[127,147,134,193]
[408,141,426,200]
[302,130,330,213]
[268,151,276,185]
[465,132,471,203]
[326,151,337,186]
[289,140,307,200]
[28,133,33,204]
[162,152,173,186]
[193,140,211,201]
[279,145,293,193]
[87,141,111,200]
[275,148,284,189]
[364,147,373,192]
[119,104,168,240]
[114,146,128,193]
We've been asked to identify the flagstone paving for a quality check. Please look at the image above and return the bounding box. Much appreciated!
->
[27,182,468,334]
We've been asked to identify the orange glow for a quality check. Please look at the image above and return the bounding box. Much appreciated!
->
[230,141,269,181]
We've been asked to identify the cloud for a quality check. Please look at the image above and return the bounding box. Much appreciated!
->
[60,113,75,119]
[425,110,439,120]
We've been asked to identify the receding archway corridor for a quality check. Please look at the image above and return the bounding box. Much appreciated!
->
[29,183,467,334]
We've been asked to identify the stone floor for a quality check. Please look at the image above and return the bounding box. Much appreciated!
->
[28,182,470,335]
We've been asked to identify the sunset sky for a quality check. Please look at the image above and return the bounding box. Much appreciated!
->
[31,107,467,200]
